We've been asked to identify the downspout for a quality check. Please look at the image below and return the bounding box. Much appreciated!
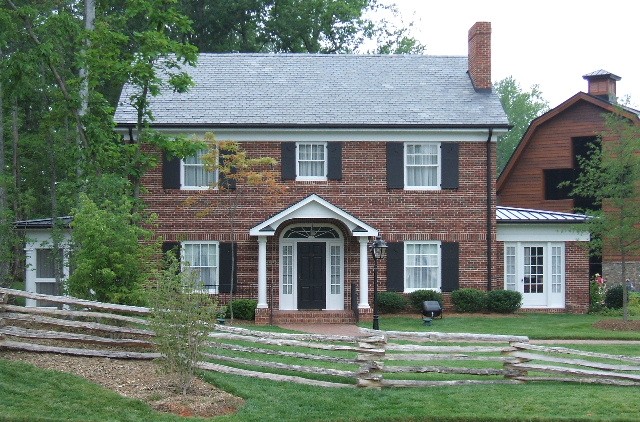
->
[486,128,493,291]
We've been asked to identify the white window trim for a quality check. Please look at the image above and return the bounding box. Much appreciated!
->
[404,142,441,190]
[404,240,442,292]
[181,241,219,294]
[296,142,328,181]
[180,150,218,190]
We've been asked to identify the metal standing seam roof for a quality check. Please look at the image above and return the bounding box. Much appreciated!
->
[14,216,73,229]
[496,206,589,223]
[114,53,510,128]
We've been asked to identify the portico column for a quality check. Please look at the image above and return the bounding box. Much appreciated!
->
[257,236,268,308]
[358,237,370,308]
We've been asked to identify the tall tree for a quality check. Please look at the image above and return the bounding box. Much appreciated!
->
[495,76,549,174]
[179,0,424,54]
[570,111,640,321]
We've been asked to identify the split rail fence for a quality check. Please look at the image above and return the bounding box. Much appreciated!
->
[1,288,639,388]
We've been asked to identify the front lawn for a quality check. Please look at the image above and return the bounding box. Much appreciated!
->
[364,312,640,340]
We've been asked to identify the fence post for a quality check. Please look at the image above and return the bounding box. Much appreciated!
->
[503,342,529,381]
[0,292,7,344]
[355,334,386,388]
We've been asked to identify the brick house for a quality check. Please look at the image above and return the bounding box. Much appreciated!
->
[497,71,640,286]
[111,22,590,322]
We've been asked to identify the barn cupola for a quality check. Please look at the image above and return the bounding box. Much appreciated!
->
[582,70,621,103]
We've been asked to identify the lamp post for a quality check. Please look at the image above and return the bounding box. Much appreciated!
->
[369,235,387,330]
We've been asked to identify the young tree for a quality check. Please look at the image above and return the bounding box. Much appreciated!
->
[184,132,283,320]
[149,252,219,395]
[570,112,640,321]
[495,76,549,173]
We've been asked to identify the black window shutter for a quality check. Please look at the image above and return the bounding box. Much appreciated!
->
[441,242,460,292]
[162,152,181,189]
[219,242,237,294]
[386,142,404,189]
[386,242,404,292]
[218,150,236,190]
[327,142,343,180]
[441,143,459,189]
[161,241,181,272]
[281,142,296,180]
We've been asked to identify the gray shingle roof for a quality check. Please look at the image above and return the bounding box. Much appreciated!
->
[497,206,589,223]
[114,54,509,128]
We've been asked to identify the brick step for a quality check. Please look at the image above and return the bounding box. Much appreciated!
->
[268,310,356,324]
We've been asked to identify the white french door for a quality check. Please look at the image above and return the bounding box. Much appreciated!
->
[504,242,565,308]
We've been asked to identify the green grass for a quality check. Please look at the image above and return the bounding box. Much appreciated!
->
[3,313,640,421]
[366,313,640,340]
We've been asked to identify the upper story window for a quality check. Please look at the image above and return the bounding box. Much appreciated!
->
[405,143,440,189]
[181,150,217,190]
[281,142,342,182]
[386,142,459,190]
[297,142,327,180]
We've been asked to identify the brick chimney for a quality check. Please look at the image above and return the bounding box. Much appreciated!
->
[468,22,492,92]
[582,70,621,103]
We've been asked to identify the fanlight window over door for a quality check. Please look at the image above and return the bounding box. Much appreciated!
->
[283,226,340,239]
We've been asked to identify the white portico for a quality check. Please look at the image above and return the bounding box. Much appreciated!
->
[249,194,378,312]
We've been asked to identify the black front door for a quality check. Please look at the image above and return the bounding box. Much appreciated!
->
[297,242,326,309]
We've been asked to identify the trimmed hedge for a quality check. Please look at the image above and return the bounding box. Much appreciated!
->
[226,299,258,320]
[604,284,625,309]
[486,290,522,314]
[451,288,487,313]
[377,292,409,314]
[408,290,443,312]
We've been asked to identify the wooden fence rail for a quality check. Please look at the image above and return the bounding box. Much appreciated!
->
[1,288,639,388]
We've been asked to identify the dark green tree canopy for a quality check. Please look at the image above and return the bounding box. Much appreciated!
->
[495,76,549,174]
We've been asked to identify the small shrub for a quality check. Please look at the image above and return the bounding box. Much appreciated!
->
[408,290,443,312]
[227,299,258,320]
[451,288,487,313]
[486,289,521,314]
[589,279,606,313]
[377,292,409,314]
[604,284,625,309]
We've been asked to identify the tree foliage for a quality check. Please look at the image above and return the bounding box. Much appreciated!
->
[495,76,549,173]
[570,111,640,320]
[66,190,155,305]
[149,252,219,395]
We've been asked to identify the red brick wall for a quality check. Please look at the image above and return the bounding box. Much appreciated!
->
[143,140,497,307]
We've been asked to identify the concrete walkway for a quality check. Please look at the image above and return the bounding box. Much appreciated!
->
[279,323,640,344]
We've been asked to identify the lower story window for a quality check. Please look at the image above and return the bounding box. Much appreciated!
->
[405,242,440,291]
[182,242,218,293]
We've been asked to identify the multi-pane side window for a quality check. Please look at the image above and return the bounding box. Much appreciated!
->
[405,242,440,291]
[182,242,218,292]
[505,245,517,291]
[183,150,217,189]
[36,248,64,279]
[551,246,562,293]
[282,245,293,295]
[297,143,326,178]
[405,143,439,189]
[330,245,341,295]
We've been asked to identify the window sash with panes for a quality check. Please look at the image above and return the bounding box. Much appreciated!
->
[405,143,439,189]
[182,242,218,293]
[297,143,327,179]
[405,242,440,291]
[182,150,217,189]
[36,248,64,279]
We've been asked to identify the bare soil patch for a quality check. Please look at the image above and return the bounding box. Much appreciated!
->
[593,319,640,332]
[0,350,244,418]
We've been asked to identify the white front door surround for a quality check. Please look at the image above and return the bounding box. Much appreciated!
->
[251,194,378,311]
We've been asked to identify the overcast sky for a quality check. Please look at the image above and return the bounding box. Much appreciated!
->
[388,0,639,109]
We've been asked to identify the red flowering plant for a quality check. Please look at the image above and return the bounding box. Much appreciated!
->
[589,273,607,312]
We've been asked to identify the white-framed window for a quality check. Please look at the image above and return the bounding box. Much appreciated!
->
[297,142,327,180]
[282,245,293,295]
[505,245,517,291]
[181,241,219,293]
[35,248,64,279]
[405,241,441,291]
[405,142,440,189]
[551,246,563,293]
[181,150,217,189]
